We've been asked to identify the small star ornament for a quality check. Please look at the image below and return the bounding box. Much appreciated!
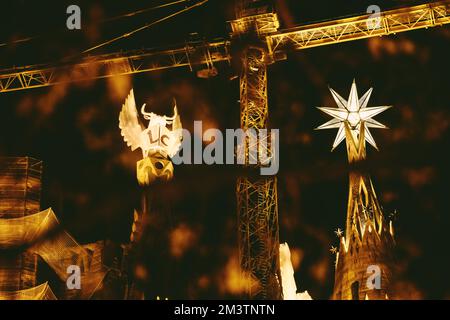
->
[334,228,343,237]
[389,209,399,220]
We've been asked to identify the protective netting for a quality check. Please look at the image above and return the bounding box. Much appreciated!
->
[0,282,56,300]
[0,208,57,248]
[0,157,42,219]
[0,251,37,291]
[0,208,107,299]
[33,228,108,299]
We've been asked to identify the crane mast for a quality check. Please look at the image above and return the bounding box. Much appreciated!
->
[232,0,281,300]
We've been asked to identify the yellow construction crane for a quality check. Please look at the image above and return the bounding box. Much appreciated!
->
[0,0,449,300]
[0,1,448,93]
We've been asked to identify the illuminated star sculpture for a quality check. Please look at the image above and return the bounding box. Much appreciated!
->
[330,246,338,254]
[316,80,391,151]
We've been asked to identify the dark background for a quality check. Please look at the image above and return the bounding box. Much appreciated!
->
[0,0,449,299]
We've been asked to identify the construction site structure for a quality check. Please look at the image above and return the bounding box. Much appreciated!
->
[0,157,42,293]
[0,157,142,300]
[0,0,449,300]
[232,0,281,299]
[0,2,448,94]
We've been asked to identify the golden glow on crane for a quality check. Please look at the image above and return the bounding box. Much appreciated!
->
[1,1,449,93]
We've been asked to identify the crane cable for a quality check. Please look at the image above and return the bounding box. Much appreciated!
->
[0,0,197,49]
[102,0,190,23]
[80,0,208,55]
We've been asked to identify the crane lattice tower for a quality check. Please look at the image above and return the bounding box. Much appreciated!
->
[232,0,282,299]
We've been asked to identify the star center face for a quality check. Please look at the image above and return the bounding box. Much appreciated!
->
[347,111,361,128]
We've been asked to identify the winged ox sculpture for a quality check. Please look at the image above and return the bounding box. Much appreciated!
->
[119,89,183,159]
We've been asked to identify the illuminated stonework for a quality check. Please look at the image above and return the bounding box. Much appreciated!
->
[119,89,182,186]
[119,89,182,160]
[317,81,396,300]
[279,243,312,300]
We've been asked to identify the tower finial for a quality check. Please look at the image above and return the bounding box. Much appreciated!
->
[316,80,391,159]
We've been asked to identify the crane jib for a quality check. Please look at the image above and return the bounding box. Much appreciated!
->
[0,1,449,93]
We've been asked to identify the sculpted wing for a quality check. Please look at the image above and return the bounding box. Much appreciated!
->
[167,102,183,158]
[119,89,148,152]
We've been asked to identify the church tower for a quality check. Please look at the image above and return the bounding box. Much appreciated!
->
[317,81,396,300]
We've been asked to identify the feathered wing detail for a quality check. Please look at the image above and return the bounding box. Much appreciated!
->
[119,89,149,152]
[167,100,183,158]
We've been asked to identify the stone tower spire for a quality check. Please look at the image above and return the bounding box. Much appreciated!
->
[316,81,396,300]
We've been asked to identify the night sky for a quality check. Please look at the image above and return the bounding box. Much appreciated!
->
[0,0,449,299]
